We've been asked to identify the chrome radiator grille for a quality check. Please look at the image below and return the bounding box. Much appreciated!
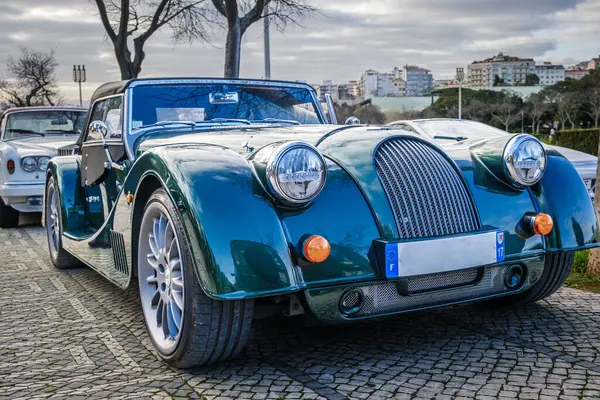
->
[375,137,480,239]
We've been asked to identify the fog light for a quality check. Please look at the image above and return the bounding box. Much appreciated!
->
[504,264,525,289]
[340,288,363,315]
[532,213,553,236]
[302,235,330,263]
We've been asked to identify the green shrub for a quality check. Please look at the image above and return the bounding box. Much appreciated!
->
[572,250,589,274]
[553,129,600,156]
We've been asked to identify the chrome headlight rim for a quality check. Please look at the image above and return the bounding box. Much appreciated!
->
[37,156,51,171]
[21,156,38,172]
[266,141,328,205]
[503,134,547,189]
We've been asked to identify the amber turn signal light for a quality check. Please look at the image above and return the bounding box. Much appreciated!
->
[7,159,15,174]
[303,235,331,263]
[532,213,553,236]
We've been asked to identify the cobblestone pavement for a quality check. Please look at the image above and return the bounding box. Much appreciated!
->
[2,217,600,399]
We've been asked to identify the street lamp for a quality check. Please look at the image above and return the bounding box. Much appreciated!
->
[72,65,86,107]
[263,5,271,79]
[456,67,465,119]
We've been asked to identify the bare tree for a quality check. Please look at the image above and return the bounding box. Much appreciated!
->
[583,70,600,128]
[0,47,62,107]
[526,93,549,133]
[93,0,212,79]
[554,92,580,130]
[210,0,319,78]
[489,95,520,131]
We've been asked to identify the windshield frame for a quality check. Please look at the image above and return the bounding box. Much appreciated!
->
[120,78,326,161]
[1,108,87,141]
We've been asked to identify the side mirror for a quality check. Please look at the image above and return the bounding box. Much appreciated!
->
[88,120,124,172]
[88,120,108,139]
[345,116,361,125]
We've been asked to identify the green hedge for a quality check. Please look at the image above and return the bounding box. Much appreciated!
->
[553,129,600,156]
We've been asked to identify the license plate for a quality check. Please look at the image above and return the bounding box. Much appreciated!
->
[385,230,505,279]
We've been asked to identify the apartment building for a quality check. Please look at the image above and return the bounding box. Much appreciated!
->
[565,66,589,80]
[468,52,536,87]
[535,62,565,86]
[402,65,433,96]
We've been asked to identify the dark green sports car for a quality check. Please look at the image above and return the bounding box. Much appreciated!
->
[43,78,599,367]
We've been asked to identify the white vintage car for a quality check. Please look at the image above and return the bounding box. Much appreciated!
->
[0,106,86,227]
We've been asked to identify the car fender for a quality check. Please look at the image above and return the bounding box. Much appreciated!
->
[115,144,300,300]
[44,156,86,233]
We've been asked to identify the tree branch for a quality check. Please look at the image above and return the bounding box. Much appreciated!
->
[94,0,118,42]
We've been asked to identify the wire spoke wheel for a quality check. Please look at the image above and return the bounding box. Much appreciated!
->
[138,202,185,355]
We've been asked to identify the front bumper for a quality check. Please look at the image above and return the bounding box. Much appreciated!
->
[0,183,45,212]
[304,255,544,323]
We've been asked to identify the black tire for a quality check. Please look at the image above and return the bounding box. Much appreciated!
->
[138,188,254,368]
[494,252,574,305]
[45,177,80,269]
[0,197,19,228]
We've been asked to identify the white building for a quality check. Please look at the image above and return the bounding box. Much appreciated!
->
[393,78,406,96]
[535,62,565,86]
[360,70,379,98]
[468,52,536,87]
[314,80,338,102]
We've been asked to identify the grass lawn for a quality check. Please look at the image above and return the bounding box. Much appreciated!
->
[564,250,600,294]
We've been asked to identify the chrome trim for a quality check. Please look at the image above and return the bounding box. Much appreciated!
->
[503,134,546,189]
[123,78,327,161]
[325,93,337,124]
[265,141,327,205]
[375,136,480,239]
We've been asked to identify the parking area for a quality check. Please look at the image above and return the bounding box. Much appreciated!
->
[1,220,600,399]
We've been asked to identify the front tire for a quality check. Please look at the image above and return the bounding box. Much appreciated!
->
[0,197,19,228]
[137,188,254,368]
[494,252,574,305]
[45,177,79,269]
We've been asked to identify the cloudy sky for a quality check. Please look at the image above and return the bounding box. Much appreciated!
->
[1,0,599,103]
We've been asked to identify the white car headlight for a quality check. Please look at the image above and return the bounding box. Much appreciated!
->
[21,157,37,172]
[38,157,50,171]
[266,141,327,204]
[503,135,546,188]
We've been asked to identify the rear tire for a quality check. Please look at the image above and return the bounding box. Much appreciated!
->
[45,177,79,269]
[137,188,254,368]
[0,197,19,228]
[493,252,574,305]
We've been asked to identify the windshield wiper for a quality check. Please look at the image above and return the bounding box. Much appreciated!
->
[255,118,300,125]
[7,129,45,137]
[137,121,196,129]
[44,129,79,134]
[433,135,468,142]
[198,118,252,125]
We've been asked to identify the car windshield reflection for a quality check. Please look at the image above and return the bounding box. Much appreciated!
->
[130,84,322,131]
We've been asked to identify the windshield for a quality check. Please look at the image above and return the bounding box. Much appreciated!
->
[3,110,86,139]
[130,83,322,130]
[414,120,509,140]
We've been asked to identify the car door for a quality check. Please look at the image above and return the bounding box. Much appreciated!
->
[80,96,126,232]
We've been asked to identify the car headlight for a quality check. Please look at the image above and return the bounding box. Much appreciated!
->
[21,157,38,172]
[37,157,50,171]
[266,141,327,204]
[503,134,546,188]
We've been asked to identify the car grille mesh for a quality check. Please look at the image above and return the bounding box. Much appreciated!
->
[375,137,480,239]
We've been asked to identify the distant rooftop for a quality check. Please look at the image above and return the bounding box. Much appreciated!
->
[472,52,534,64]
